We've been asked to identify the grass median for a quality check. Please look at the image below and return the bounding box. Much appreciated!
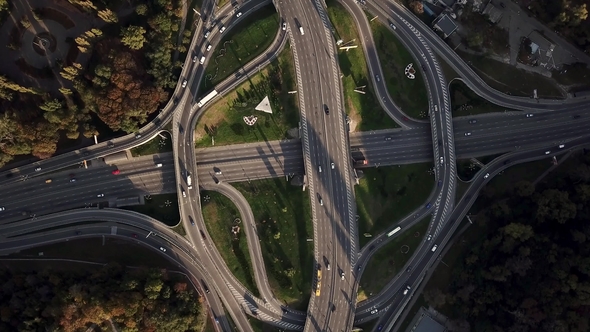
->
[194,43,299,147]
[355,163,435,248]
[201,191,259,296]
[130,131,172,157]
[369,16,429,119]
[451,81,518,116]
[200,5,279,92]
[358,217,430,300]
[123,193,180,227]
[234,179,313,310]
[457,50,564,99]
[326,0,398,131]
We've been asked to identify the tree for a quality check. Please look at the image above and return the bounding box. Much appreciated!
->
[39,99,63,112]
[514,181,535,197]
[535,189,577,224]
[409,1,424,14]
[467,32,484,48]
[120,25,147,50]
[97,9,118,23]
[136,4,148,16]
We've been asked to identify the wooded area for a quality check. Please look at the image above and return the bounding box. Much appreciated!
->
[0,263,202,332]
[0,0,188,167]
[427,151,590,331]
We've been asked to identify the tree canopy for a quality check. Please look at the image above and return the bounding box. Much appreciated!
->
[0,263,201,332]
[437,152,590,332]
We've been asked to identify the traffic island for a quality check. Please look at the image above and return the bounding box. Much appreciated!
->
[194,45,299,147]
[233,178,313,310]
[357,217,430,301]
[355,163,435,248]
[325,0,399,131]
[368,16,429,120]
[200,191,260,297]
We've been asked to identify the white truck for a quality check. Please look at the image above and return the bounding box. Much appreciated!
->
[187,175,193,189]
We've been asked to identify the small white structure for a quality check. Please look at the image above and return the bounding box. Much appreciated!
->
[243,115,258,126]
[405,63,416,80]
[255,96,273,114]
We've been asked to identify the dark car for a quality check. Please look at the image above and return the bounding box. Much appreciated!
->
[189,216,195,226]
[324,105,329,115]
[426,203,432,209]
[202,281,210,293]
[200,229,207,240]
[573,115,581,119]
[378,324,383,331]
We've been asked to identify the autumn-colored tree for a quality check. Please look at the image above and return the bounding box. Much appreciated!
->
[98,9,118,23]
[409,1,424,14]
[136,3,148,16]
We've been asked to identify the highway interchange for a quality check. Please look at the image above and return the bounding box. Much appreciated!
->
[1,0,590,331]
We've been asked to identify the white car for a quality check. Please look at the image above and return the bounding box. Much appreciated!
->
[215,170,222,175]
[390,23,396,30]
[182,80,187,88]
[204,31,210,39]
[340,271,345,280]
[403,285,411,295]
[35,167,42,172]
[559,144,565,149]
[206,44,212,51]
[282,22,287,30]
[484,173,490,179]
[97,193,104,198]
[439,156,444,164]
[545,151,550,155]
[219,26,226,34]
[159,247,167,252]
[0,207,5,212]
[331,162,335,169]
[182,190,186,198]
[375,75,380,82]
[431,244,438,252]
[526,113,534,118]
[370,309,378,315]
[427,234,432,241]
[192,55,197,63]
[319,197,323,206]
[200,56,205,64]
[236,12,242,18]
[318,165,322,173]
[464,132,472,136]
[327,263,330,271]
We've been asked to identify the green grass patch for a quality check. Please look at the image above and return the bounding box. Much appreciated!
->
[455,179,469,201]
[451,80,517,116]
[457,50,564,99]
[326,0,398,131]
[200,5,279,91]
[369,16,429,119]
[358,217,430,299]
[13,237,178,269]
[484,158,552,199]
[234,179,313,310]
[201,191,259,296]
[194,43,299,147]
[552,63,590,90]
[130,131,173,157]
[171,223,187,236]
[355,163,435,247]
[122,193,180,226]
[438,55,459,80]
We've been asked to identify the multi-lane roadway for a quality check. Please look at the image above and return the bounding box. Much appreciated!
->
[2,0,590,331]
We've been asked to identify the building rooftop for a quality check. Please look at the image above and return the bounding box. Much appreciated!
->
[433,14,458,38]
